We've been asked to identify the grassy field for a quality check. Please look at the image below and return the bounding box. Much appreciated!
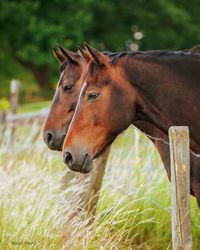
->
[18,101,51,113]
[0,124,200,249]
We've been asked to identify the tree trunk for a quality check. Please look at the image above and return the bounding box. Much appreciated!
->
[31,65,54,96]
[15,56,54,97]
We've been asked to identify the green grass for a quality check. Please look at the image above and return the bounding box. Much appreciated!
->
[18,101,51,113]
[0,100,51,113]
[0,125,199,249]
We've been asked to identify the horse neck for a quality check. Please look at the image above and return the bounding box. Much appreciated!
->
[122,54,200,151]
[122,56,172,135]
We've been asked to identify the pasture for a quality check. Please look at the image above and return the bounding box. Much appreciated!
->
[0,123,200,249]
[1,1,200,249]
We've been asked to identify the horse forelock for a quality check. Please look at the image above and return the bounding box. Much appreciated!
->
[87,61,96,75]
[59,60,68,72]
[60,60,78,73]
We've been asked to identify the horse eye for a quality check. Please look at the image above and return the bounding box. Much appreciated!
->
[63,84,73,92]
[88,92,100,101]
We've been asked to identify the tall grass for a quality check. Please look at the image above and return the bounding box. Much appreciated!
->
[0,125,199,249]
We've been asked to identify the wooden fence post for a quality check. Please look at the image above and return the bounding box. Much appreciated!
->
[10,80,20,138]
[10,79,20,115]
[0,111,6,143]
[169,126,192,250]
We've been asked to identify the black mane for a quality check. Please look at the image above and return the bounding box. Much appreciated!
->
[110,50,200,65]
[60,49,200,74]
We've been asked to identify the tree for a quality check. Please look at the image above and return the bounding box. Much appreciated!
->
[0,0,200,98]
[0,0,93,96]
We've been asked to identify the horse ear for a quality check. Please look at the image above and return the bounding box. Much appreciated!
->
[77,47,91,63]
[52,47,66,64]
[83,42,108,65]
[57,45,80,64]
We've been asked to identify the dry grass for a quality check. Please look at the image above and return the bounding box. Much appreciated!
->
[0,124,199,249]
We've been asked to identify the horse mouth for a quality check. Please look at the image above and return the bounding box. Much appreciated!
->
[80,154,92,173]
[53,133,66,151]
[55,123,69,150]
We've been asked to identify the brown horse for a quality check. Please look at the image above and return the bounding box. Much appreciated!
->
[43,46,123,150]
[44,44,200,186]
[62,43,200,206]
[44,44,200,152]
[43,47,171,183]
[43,46,111,219]
[43,46,88,150]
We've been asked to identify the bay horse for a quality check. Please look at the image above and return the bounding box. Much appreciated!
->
[43,46,172,188]
[43,45,112,218]
[43,45,119,149]
[62,43,200,206]
[43,44,200,151]
[43,46,87,150]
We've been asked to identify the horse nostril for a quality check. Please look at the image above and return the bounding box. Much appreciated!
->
[46,132,54,145]
[64,152,73,167]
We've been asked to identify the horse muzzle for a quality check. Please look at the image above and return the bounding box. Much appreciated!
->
[43,130,65,151]
[63,148,92,173]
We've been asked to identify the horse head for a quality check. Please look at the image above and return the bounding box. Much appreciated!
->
[62,43,136,173]
[43,45,90,150]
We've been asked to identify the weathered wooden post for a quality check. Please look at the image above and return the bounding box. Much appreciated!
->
[10,80,20,115]
[0,111,7,143]
[169,126,192,250]
[10,80,20,138]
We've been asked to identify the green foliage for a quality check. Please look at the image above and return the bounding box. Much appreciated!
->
[0,97,10,111]
[0,38,35,99]
[0,0,93,67]
[0,0,200,98]
[18,101,50,113]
